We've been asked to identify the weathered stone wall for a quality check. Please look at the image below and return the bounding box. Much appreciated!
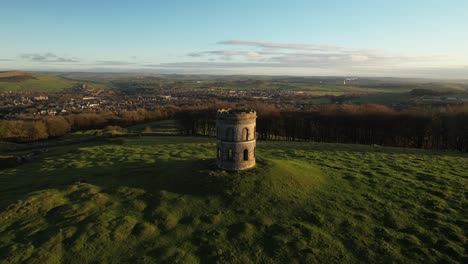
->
[216,109,256,171]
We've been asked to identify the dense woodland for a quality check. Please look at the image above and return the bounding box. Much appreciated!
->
[175,104,468,152]
[0,108,173,142]
[1,103,467,152]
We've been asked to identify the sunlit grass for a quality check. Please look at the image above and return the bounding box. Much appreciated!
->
[0,72,106,91]
[0,137,466,263]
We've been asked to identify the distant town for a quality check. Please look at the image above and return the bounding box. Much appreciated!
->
[2,78,468,120]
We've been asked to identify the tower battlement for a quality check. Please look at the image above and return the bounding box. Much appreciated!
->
[216,109,257,120]
[216,108,256,171]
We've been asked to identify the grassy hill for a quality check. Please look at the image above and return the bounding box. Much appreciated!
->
[0,137,466,263]
[0,71,105,92]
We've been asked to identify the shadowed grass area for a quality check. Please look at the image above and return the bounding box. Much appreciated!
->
[0,137,467,263]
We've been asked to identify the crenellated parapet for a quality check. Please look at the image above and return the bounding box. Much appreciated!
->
[216,109,257,121]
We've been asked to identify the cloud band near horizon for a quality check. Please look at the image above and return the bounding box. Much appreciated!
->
[1,40,467,79]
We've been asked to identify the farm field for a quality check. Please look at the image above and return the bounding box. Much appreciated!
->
[0,136,467,263]
[0,71,106,91]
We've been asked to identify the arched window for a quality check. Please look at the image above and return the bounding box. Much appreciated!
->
[228,148,233,160]
[217,147,221,159]
[242,127,249,141]
[226,128,234,141]
[243,149,249,161]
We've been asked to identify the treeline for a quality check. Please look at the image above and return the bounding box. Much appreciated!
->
[2,103,467,152]
[409,88,462,97]
[0,108,173,142]
[174,104,468,152]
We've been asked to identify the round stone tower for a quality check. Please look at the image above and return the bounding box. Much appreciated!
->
[216,109,256,171]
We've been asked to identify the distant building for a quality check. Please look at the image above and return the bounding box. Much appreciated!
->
[33,95,48,101]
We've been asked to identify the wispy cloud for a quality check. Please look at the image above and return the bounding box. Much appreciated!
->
[144,40,466,78]
[188,50,259,60]
[95,60,136,65]
[146,62,280,68]
[143,62,468,79]
[218,40,356,53]
[7,42,466,79]
[188,40,453,68]
[20,53,78,63]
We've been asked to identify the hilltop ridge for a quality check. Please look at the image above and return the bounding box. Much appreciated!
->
[0,71,105,92]
[0,70,34,77]
[0,136,466,263]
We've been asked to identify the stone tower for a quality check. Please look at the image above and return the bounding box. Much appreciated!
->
[216,109,256,171]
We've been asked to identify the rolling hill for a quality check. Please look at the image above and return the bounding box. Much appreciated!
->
[0,71,105,92]
[0,136,466,263]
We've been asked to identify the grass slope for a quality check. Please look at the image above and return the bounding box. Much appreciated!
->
[0,71,104,92]
[0,137,467,263]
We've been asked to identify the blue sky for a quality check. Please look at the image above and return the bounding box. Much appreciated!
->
[1,0,467,78]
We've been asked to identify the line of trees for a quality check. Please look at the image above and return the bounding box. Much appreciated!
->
[0,108,173,142]
[174,104,468,152]
[2,103,467,152]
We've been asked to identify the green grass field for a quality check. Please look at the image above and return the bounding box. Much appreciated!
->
[348,92,412,104]
[0,71,106,92]
[0,137,466,263]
